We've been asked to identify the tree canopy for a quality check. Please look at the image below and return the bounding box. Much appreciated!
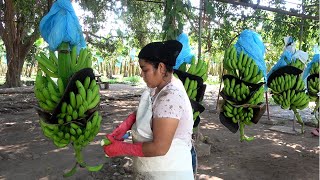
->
[0,0,318,87]
[76,0,318,62]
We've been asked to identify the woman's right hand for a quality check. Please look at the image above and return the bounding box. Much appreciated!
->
[109,112,136,140]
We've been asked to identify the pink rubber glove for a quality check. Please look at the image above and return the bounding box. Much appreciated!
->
[109,112,136,140]
[103,135,144,157]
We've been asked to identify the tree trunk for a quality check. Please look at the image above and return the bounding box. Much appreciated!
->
[4,37,36,87]
[129,59,132,77]
[0,0,42,87]
[107,61,113,78]
[123,61,128,77]
[135,66,139,76]
[28,62,35,77]
[120,62,123,75]
[5,54,24,87]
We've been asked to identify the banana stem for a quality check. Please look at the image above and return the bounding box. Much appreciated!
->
[74,146,85,167]
[314,99,319,127]
[292,107,305,133]
[57,42,71,86]
[239,122,245,142]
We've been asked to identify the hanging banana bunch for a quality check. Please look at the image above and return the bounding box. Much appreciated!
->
[220,45,266,142]
[306,59,319,123]
[173,55,209,129]
[267,64,310,133]
[34,44,103,176]
[175,56,209,101]
[34,0,103,176]
[223,46,264,84]
[307,61,320,99]
[288,58,305,71]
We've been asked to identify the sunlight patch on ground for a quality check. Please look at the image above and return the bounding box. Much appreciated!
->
[0,144,28,153]
[270,153,283,158]
[24,120,33,124]
[198,174,223,180]
[51,147,69,153]
[100,125,113,132]
[198,165,213,170]
[39,176,50,180]
[254,132,279,139]
[201,123,221,130]
[97,132,107,136]
[256,133,320,154]
[4,122,17,126]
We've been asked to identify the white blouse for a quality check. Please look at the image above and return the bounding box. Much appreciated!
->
[150,77,193,147]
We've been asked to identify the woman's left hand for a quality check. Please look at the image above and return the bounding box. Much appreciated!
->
[103,135,122,157]
[103,135,144,158]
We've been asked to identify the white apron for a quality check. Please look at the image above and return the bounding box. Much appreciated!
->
[131,89,194,180]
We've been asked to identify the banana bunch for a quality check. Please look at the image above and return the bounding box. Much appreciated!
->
[70,46,92,74]
[309,62,319,75]
[184,57,209,82]
[40,111,102,149]
[289,59,305,70]
[272,89,309,134]
[183,77,198,101]
[36,46,93,81]
[56,78,100,122]
[269,73,309,110]
[222,78,250,102]
[223,102,253,125]
[222,102,255,142]
[221,45,266,142]
[36,52,59,78]
[223,46,263,84]
[307,62,319,98]
[34,45,103,175]
[247,86,264,105]
[175,56,209,129]
[272,90,309,110]
[269,74,304,93]
[35,75,101,149]
[269,74,309,110]
[34,72,64,112]
[308,77,319,96]
[268,72,309,133]
[306,61,320,123]
[193,110,200,121]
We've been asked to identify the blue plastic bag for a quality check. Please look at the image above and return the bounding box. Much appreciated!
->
[174,33,194,69]
[267,50,293,81]
[115,56,124,67]
[302,45,320,80]
[39,0,86,52]
[235,30,267,80]
[267,37,309,82]
[129,48,136,60]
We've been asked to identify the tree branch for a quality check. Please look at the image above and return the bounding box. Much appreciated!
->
[84,31,120,41]
[213,0,318,21]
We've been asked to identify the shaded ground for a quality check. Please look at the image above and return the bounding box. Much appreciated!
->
[0,84,319,180]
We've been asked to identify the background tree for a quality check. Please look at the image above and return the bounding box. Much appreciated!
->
[0,0,53,87]
[188,0,318,74]
[0,0,318,86]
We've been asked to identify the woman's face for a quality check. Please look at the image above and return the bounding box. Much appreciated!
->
[139,59,162,88]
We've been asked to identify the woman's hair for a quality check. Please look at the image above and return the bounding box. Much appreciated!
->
[142,59,174,73]
[138,40,182,73]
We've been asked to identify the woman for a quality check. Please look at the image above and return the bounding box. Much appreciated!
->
[103,40,194,179]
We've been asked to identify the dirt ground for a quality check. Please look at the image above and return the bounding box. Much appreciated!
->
[0,84,319,180]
